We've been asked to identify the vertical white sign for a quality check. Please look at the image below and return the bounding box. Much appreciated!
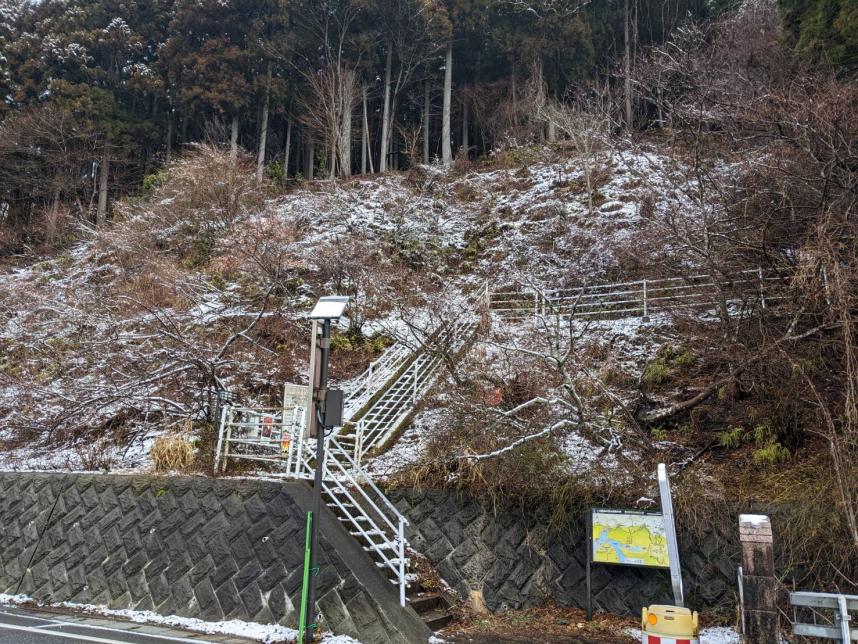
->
[658,463,684,607]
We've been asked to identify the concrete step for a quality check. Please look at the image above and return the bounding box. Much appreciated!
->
[421,607,454,631]
[408,591,444,613]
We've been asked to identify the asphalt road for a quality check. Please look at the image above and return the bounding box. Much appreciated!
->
[0,606,253,644]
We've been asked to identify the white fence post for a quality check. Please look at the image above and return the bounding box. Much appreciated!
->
[356,419,365,465]
[398,519,406,607]
[213,405,229,475]
[758,267,767,310]
[642,279,649,319]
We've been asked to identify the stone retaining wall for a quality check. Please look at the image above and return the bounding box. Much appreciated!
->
[390,488,740,616]
[0,473,429,644]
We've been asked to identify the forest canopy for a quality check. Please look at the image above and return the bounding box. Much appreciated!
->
[0,0,853,249]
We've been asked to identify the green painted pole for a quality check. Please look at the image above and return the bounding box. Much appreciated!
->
[298,511,313,643]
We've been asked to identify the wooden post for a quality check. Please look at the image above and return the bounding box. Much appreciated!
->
[739,514,779,643]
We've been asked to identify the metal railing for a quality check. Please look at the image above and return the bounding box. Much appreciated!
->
[214,406,412,606]
[213,405,309,478]
[791,592,858,641]
[340,319,478,464]
[343,343,412,421]
[490,269,785,321]
[323,436,411,606]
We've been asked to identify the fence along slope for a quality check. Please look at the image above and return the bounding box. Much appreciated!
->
[490,269,784,320]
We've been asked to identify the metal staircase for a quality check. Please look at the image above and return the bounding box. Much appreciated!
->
[338,319,478,464]
[214,406,414,605]
[212,317,477,624]
[342,343,412,421]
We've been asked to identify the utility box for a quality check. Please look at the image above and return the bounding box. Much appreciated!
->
[324,389,344,427]
[641,605,700,644]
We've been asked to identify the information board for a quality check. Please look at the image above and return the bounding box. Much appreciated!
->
[591,508,669,568]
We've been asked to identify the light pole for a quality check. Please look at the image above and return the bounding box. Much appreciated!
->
[304,296,348,643]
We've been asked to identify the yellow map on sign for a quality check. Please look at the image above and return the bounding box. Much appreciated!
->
[592,510,669,568]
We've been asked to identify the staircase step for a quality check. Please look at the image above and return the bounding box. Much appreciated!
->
[421,608,454,631]
[408,591,443,613]
[324,487,350,495]
[376,558,410,567]
[362,541,395,551]
[350,529,385,537]
[337,515,371,523]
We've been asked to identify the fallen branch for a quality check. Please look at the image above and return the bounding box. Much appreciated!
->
[459,419,576,462]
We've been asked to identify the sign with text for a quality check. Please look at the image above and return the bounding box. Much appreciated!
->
[591,508,669,568]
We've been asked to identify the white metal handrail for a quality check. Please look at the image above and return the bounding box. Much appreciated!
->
[790,592,858,641]
[299,433,410,606]
[491,269,784,320]
[341,319,477,464]
[343,344,412,421]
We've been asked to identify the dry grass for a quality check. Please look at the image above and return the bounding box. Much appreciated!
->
[441,602,638,643]
[151,433,194,473]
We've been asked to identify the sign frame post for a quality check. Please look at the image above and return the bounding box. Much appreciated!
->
[586,510,592,620]
[587,463,684,618]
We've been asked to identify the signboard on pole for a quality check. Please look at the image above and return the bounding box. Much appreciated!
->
[586,463,684,619]
[591,508,669,568]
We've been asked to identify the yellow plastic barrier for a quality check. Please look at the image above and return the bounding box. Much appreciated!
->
[641,605,700,644]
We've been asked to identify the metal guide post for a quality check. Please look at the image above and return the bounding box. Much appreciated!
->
[658,463,684,607]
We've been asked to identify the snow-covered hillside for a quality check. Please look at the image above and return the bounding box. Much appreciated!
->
[0,142,703,473]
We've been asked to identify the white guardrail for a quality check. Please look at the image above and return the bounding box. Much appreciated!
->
[791,592,858,641]
[343,343,412,421]
[490,269,785,320]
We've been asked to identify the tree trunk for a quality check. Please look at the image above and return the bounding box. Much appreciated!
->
[511,65,518,127]
[283,118,292,178]
[380,45,392,173]
[624,0,633,129]
[361,88,368,174]
[547,121,556,143]
[442,43,453,166]
[256,64,272,183]
[329,134,336,180]
[230,114,239,161]
[339,92,352,178]
[423,81,430,165]
[362,88,374,174]
[165,108,174,164]
[461,95,469,157]
[305,136,314,180]
[96,144,110,226]
[387,96,397,169]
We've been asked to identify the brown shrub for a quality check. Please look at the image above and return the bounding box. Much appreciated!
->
[101,144,270,268]
[151,434,194,472]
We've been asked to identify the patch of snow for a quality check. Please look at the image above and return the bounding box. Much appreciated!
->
[0,593,362,643]
[626,626,740,644]
[364,408,445,479]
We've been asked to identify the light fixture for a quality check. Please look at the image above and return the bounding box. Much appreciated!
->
[308,295,349,320]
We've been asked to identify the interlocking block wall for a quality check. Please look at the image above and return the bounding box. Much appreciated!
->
[389,488,740,616]
[0,473,429,644]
